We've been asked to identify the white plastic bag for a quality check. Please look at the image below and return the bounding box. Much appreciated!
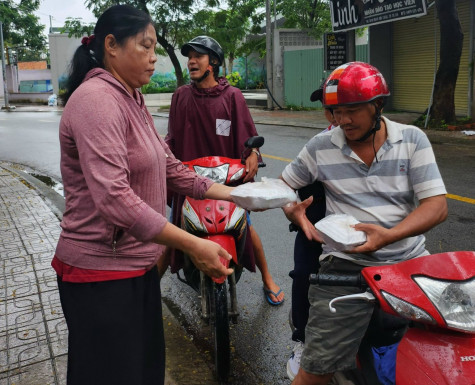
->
[314,214,367,251]
[48,93,57,106]
[230,177,298,210]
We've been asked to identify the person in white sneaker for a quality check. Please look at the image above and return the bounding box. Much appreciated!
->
[286,82,336,381]
[287,341,305,380]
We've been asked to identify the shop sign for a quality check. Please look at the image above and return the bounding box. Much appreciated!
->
[330,0,427,32]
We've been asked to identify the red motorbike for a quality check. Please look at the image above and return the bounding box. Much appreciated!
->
[178,136,265,382]
[310,251,475,384]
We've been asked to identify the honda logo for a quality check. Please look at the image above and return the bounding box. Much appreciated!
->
[460,356,475,362]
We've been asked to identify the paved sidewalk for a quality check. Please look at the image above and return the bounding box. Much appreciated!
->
[0,164,185,385]
[0,165,66,385]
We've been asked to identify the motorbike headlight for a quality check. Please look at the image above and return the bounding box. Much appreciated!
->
[194,164,229,184]
[414,276,475,333]
[229,168,245,183]
[182,200,207,233]
[381,291,436,324]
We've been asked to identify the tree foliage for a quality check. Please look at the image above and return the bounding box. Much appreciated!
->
[64,0,197,86]
[0,0,47,61]
[62,18,95,38]
[189,0,265,74]
[277,0,331,40]
[64,0,266,86]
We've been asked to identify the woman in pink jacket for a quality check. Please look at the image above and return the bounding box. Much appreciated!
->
[53,5,234,385]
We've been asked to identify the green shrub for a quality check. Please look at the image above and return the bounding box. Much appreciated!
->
[142,72,178,94]
[226,71,242,87]
[412,114,427,127]
[141,84,176,94]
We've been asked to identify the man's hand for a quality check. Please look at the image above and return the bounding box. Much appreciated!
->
[243,150,259,182]
[349,194,448,254]
[282,197,324,242]
[348,223,393,253]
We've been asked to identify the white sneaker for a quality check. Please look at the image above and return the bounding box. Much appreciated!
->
[287,341,304,381]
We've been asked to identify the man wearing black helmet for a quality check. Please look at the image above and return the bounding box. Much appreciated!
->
[165,36,285,306]
[180,35,224,85]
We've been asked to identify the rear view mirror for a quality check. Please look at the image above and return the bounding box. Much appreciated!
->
[244,136,264,149]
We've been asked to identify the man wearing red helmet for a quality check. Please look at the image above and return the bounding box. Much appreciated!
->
[165,36,284,305]
[280,62,448,385]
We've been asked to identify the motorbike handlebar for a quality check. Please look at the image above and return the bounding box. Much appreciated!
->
[289,223,299,232]
[239,160,266,169]
[309,272,366,289]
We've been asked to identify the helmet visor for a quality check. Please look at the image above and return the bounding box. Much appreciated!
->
[181,43,209,57]
[310,88,323,102]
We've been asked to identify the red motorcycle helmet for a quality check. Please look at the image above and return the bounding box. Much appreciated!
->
[322,62,390,107]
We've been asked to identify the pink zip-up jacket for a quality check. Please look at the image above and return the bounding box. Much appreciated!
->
[55,68,213,271]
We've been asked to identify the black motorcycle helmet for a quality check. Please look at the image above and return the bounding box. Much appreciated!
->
[181,36,224,66]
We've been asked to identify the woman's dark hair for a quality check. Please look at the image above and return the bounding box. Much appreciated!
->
[62,5,153,105]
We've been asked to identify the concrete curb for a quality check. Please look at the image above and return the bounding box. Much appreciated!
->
[1,163,65,220]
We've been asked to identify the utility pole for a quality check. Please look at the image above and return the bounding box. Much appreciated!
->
[0,21,11,110]
[265,0,274,110]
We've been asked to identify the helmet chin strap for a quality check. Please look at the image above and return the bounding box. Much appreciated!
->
[196,69,211,83]
[357,103,383,163]
[196,63,215,84]
[357,109,382,142]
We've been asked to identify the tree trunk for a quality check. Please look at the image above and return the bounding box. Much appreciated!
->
[138,3,185,88]
[222,58,227,77]
[431,0,463,124]
[229,53,235,75]
[156,34,185,87]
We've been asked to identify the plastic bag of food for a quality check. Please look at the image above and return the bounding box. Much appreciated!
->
[230,177,298,210]
[314,214,367,251]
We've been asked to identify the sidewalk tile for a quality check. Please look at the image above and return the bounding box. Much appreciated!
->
[0,166,64,384]
[0,360,57,385]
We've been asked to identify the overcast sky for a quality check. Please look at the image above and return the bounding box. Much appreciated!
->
[35,0,96,34]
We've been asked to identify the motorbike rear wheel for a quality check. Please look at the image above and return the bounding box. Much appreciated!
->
[206,277,230,382]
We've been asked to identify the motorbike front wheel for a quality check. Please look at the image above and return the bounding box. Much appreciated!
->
[206,276,230,382]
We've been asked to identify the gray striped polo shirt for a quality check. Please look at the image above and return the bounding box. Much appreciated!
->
[282,117,447,265]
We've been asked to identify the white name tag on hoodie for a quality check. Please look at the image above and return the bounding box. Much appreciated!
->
[216,119,231,136]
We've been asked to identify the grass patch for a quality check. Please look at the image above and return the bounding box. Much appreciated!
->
[286,104,320,111]
[412,114,474,130]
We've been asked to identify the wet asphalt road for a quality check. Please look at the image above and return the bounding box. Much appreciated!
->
[156,120,475,385]
[0,111,474,384]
